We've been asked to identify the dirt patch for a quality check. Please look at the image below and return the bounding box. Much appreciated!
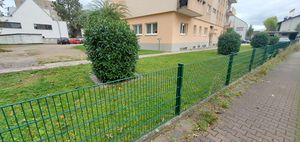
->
[0,44,87,70]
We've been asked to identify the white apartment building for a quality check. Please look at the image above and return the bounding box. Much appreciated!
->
[228,16,248,40]
[0,0,68,44]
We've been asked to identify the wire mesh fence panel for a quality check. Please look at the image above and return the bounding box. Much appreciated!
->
[0,68,178,142]
[182,56,228,111]
[251,47,266,69]
[230,50,253,83]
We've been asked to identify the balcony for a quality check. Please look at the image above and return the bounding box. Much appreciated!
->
[226,7,236,16]
[178,0,203,17]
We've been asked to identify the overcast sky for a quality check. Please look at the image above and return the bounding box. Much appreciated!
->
[2,0,300,31]
[233,0,300,31]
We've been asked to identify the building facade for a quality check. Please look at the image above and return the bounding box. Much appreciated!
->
[112,0,237,51]
[278,15,300,32]
[228,16,248,40]
[0,0,68,44]
[15,0,60,20]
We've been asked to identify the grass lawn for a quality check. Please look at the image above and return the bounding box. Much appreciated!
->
[0,48,11,53]
[74,45,162,55]
[0,46,254,105]
[240,44,251,51]
[0,45,259,141]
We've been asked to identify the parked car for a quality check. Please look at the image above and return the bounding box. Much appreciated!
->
[57,37,70,44]
[279,37,290,42]
[241,39,250,44]
[78,38,85,44]
[296,33,300,40]
[69,38,83,44]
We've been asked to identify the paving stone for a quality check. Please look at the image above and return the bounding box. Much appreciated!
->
[193,52,300,141]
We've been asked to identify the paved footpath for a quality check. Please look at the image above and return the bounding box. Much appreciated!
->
[193,52,300,142]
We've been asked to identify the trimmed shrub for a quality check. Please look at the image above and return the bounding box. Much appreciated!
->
[269,36,279,45]
[217,29,241,55]
[84,13,139,83]
[250,32,270,48]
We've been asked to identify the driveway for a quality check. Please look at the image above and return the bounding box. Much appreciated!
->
[0,44,87,70]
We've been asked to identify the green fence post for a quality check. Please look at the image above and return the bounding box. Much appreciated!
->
[274,44,279,57]
[249,48,256,72]
[225,53,235,86]
[263,46,268,63]
[175,63,184,115]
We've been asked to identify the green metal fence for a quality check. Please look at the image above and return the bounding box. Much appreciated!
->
[0,41,297,142]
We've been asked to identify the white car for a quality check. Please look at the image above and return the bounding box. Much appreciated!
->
[279,37,290,42]
[296,33,300,40]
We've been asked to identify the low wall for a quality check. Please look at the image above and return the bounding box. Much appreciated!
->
[139,41,214,52]
[0,33,43,44]
[43,38,57,44]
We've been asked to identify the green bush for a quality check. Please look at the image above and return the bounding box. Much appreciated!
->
[250,32,270,48]
[84,13,139,83]
[217,29,241,55]
[269,36,279,45]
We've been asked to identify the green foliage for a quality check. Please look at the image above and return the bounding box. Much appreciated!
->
[217,29,241,55]
[91,0,128,20]
[0,48,11,52]
[77,10,91,29]
[263,16,278,31]
[196,111,218,131]
[52,0,82,37]
[210,97,230,109]
[246,25,254,39]
[250,32,270,48]
[269,36,279,45]
[295,23,300,32]
[84,3,139,83]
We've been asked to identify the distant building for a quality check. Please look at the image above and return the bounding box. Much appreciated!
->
[0,0,68,44]
[111,0,238,52]
[228,16,248,40]
[15,0,60,20]
[278,15,300,32]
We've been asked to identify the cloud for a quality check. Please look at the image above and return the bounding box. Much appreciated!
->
[233,0,300,31]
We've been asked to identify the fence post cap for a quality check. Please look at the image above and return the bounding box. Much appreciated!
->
[178,63,184,66]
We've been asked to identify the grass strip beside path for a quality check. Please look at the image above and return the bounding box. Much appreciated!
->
[74,45,163,55]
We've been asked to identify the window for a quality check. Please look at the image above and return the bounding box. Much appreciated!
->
[204,27,208,35]
[207,5,212,14]
[34,24,52,30]
[199,26,202,35]
[213,8,217,14]
[0,22,22,29]
[193,25,197,35]
[133,24,142,35]
[146,23,158,35]
[180,23,188,35]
